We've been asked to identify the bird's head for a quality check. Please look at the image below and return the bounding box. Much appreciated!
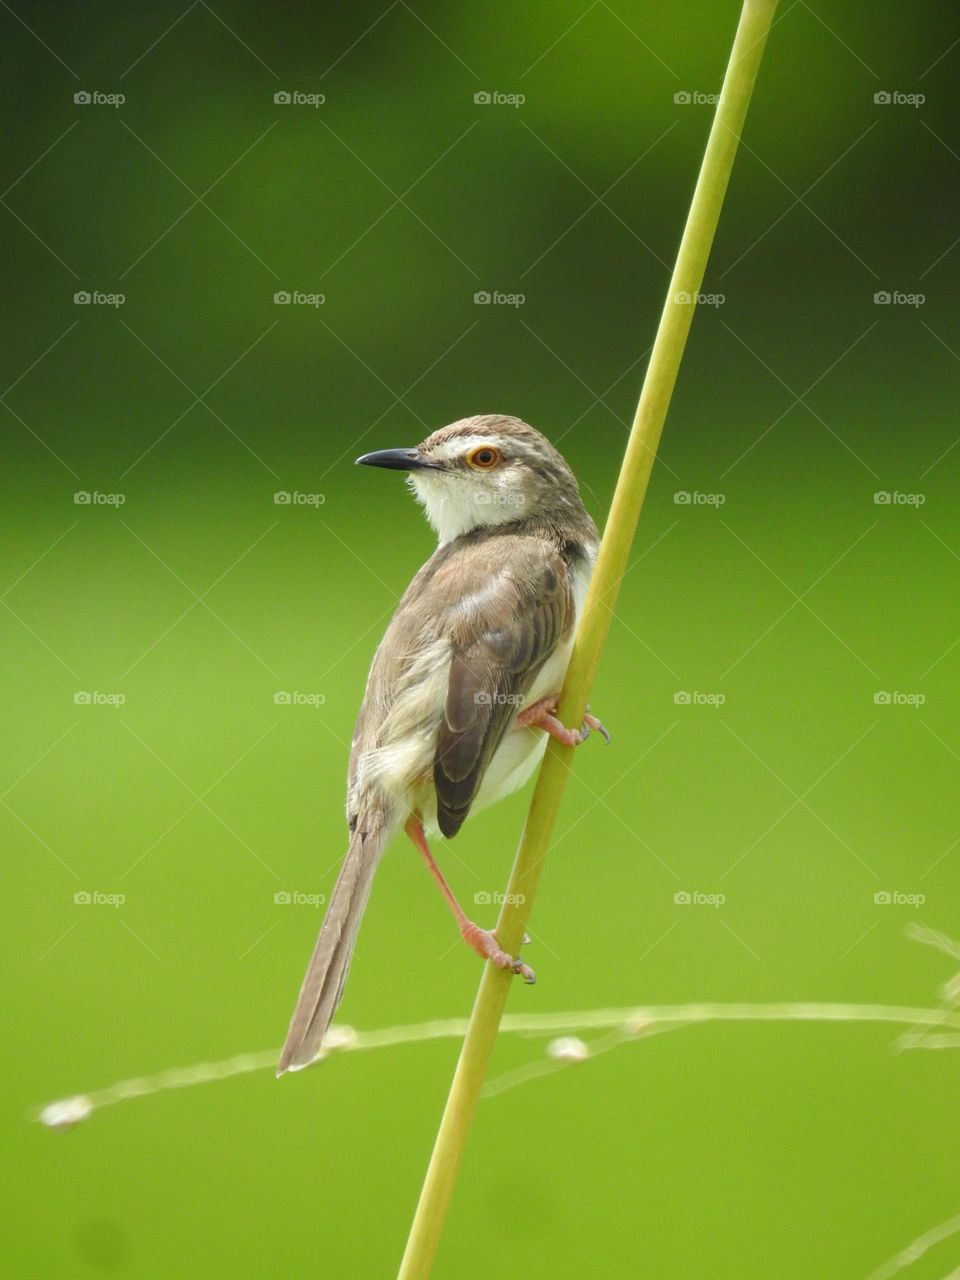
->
[356,414,589,545]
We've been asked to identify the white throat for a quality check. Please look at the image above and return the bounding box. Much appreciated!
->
[408,473,526,546]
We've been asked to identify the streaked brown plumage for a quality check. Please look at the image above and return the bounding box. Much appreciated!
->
[277,415,601,1075]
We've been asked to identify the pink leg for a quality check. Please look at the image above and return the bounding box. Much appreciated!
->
[404,816,535,983]
[517,695,611,746]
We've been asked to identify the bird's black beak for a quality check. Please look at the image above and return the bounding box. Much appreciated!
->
[355,448,437,472]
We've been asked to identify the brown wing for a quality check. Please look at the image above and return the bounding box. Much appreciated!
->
[434,544,572,838]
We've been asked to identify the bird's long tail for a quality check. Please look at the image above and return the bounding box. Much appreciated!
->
[277,812,388,1076]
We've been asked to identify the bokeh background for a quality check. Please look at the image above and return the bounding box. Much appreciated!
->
[4,1,960,1276]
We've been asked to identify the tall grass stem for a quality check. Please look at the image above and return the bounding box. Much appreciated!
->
[398,4,781,1275]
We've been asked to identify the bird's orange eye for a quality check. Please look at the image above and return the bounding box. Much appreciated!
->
[466,446,501,469]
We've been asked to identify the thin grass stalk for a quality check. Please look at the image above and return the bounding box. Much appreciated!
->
[398,3,781,1274]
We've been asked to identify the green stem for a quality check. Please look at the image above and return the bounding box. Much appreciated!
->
[398,3,780,1275]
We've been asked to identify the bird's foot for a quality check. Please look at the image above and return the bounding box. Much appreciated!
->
[461,922,536,984]
[582,711,612,743]
[517,695,611,746]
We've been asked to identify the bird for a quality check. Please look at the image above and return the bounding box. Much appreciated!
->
[277,414,608,1075]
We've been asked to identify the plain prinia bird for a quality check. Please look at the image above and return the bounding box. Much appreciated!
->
[278,414,608,1075]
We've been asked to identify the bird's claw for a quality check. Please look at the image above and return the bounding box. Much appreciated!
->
[582,711,611,744]
[517,696,611,748]
[462,923,537,985]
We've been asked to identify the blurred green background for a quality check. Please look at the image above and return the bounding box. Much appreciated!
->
[4,1,960,1276]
